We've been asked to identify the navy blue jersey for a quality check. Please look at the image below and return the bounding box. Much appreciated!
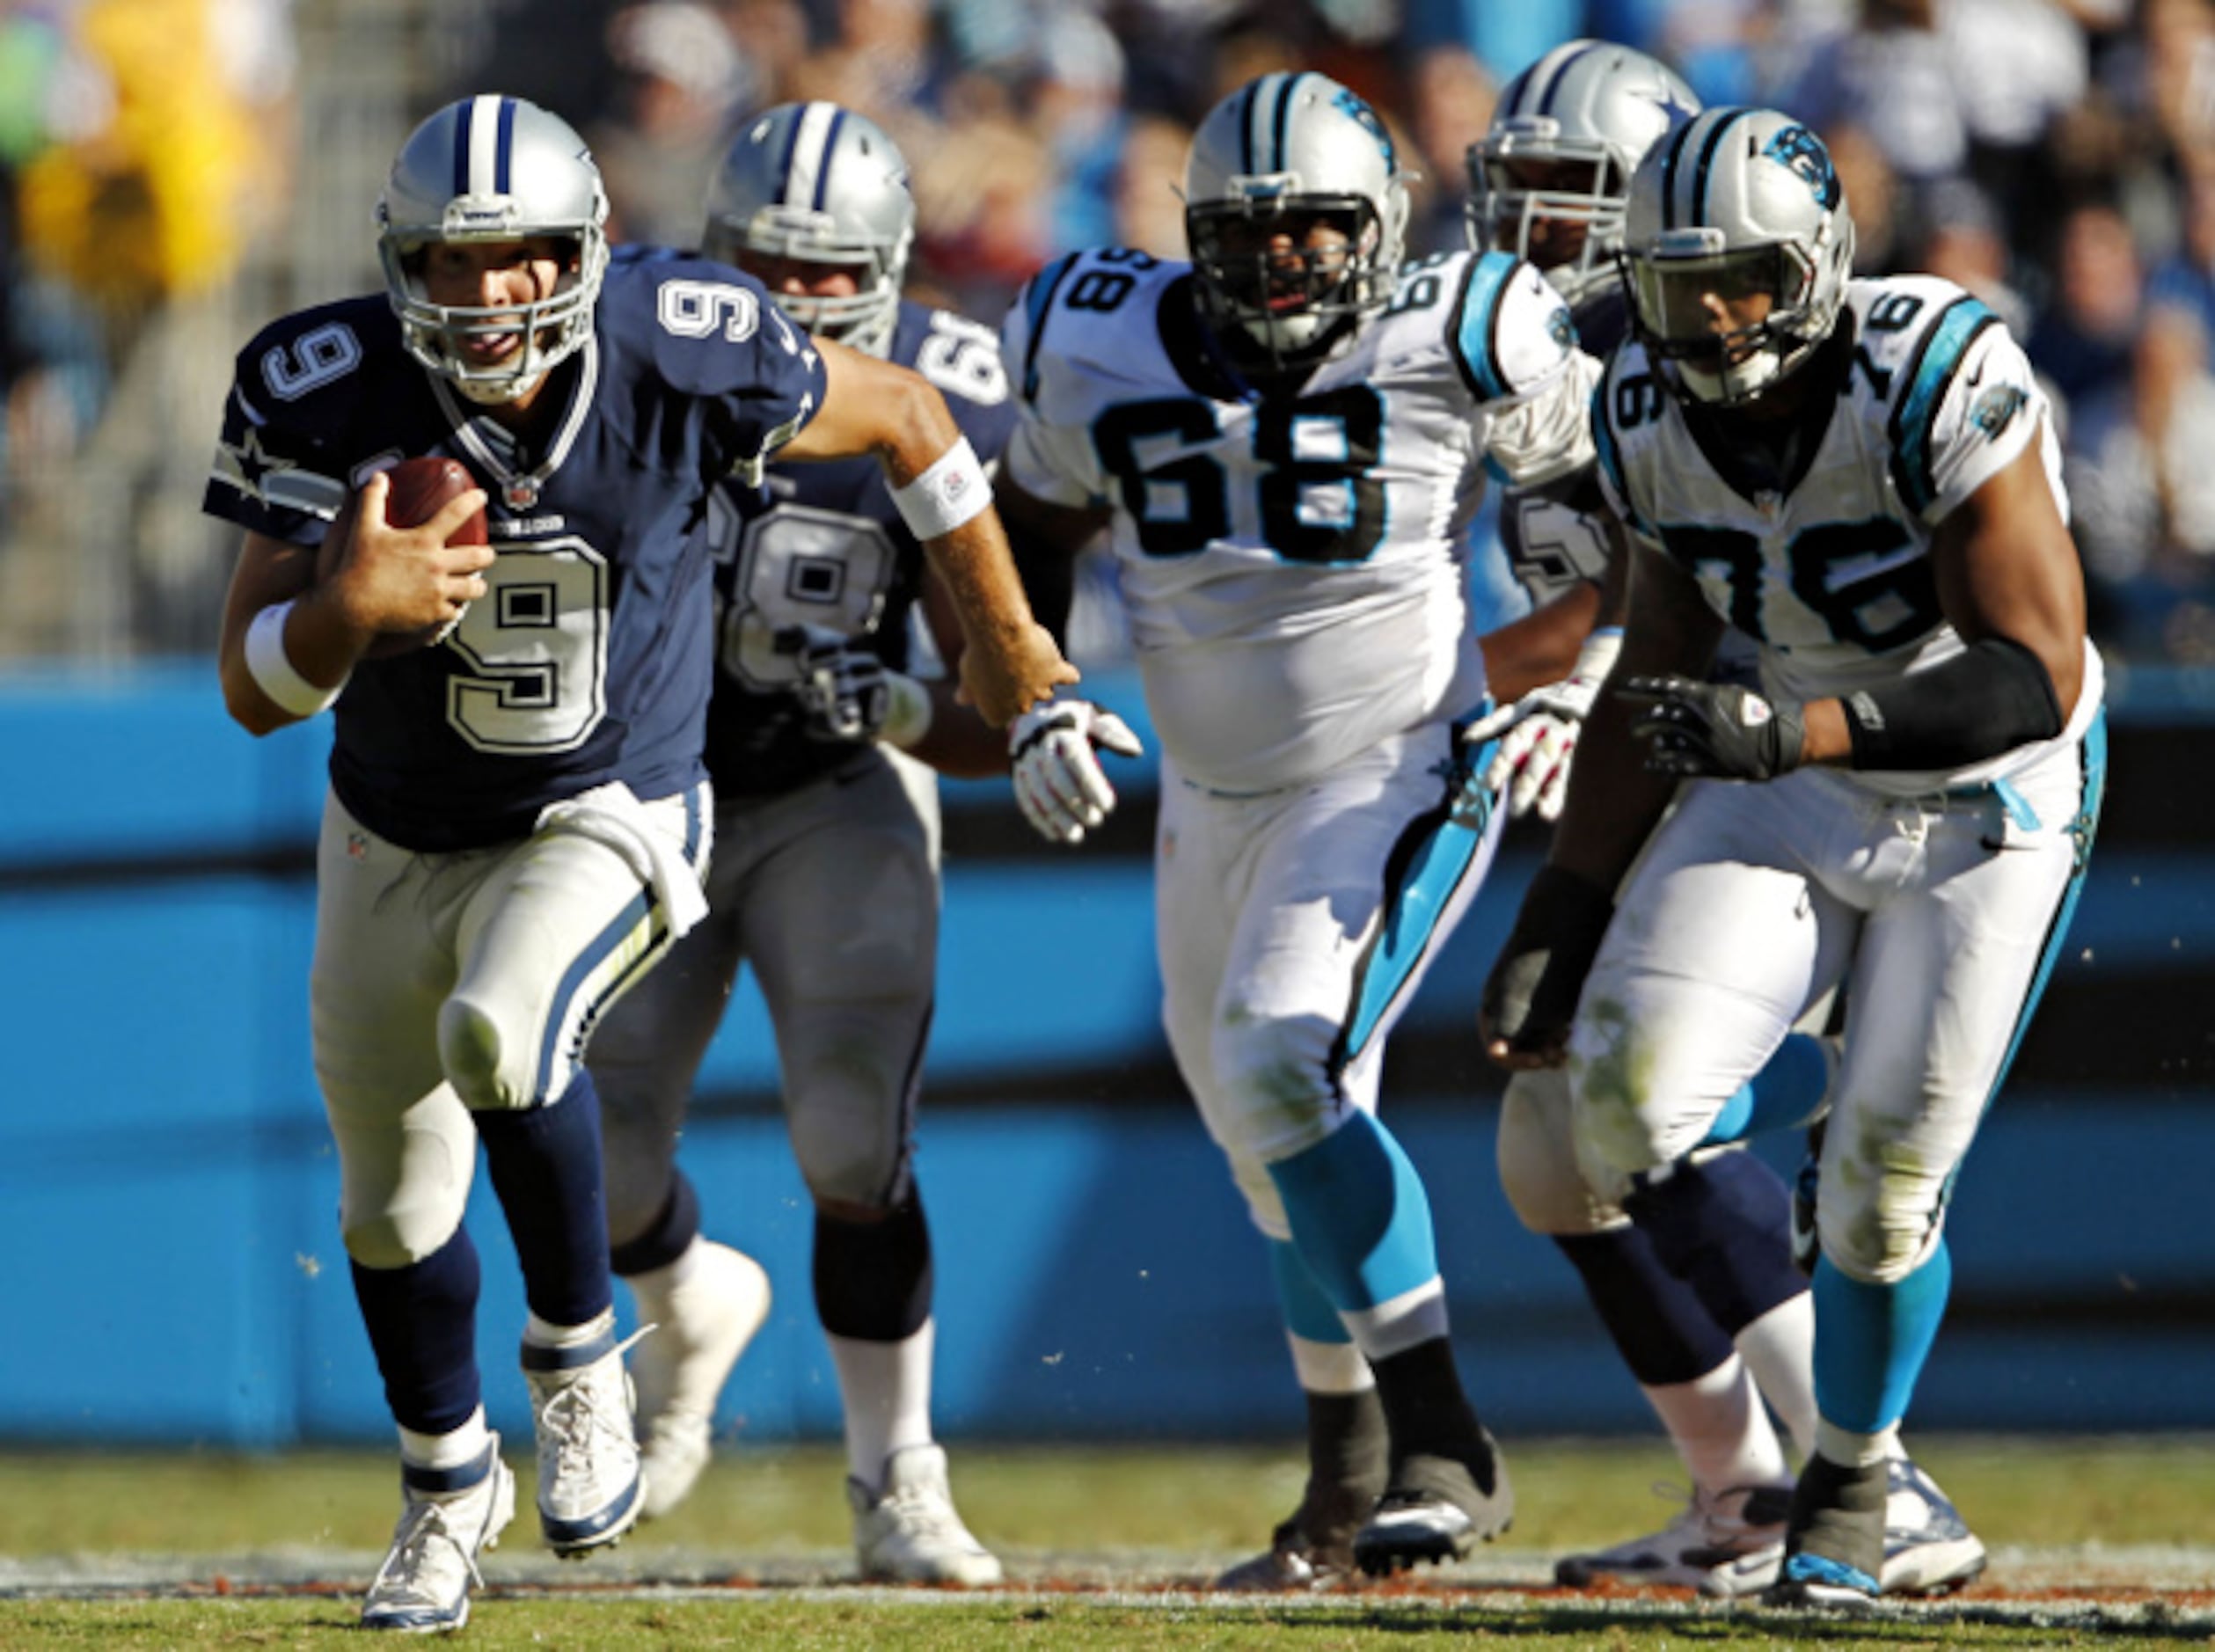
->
[205,254,825,852]
[701,296,1019,798]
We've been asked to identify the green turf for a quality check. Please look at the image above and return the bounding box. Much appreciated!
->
[4,1437,2214,1556]
[5,1439,2213,1648]
[0,1597,2202,1651]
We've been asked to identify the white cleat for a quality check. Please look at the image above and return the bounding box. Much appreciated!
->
[1555,1480,1793,1597]
[849,1443,1004,1586]
[361,1440,516,1633]
[632,1242,772,1519]
[523,1330,647,1557]
[1881,1457,1987,1596]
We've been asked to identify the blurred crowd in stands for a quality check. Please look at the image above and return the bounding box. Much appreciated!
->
[7,0,2215,667]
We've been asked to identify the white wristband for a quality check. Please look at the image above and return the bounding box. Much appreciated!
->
[891,435,991,541]
[880,670,933,750]
[245,600,347,717]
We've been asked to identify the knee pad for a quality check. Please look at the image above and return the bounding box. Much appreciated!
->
[1497,1069,1625,1238]
[341,1202,466,1273]
[785,1051,917,1210]
[437,996,531,1113]
[1210,1011,1337,1166]
[1814,1164,1950,1284]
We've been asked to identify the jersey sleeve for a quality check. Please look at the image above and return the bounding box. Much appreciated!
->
[202,318,361,546]
[1899,310,2053,524]
[1450,252,1596,487]
[642,258,828,484]
[1590,355,1659,543]
[996,262,1110,508]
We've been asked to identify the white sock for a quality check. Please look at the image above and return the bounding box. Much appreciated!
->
[829,1320,936,1488]
[1287,1333,1373,1395]
[524,1305,615,1351]
[1641,1355,1791,1497]
[1338,1276,1449,1362]
[626,1236,705,1327]
[1817,1418,1899,1468]
[1734,1293,1818,1461]
[398,1405,491,1473]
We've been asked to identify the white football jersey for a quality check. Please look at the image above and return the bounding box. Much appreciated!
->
[1595,274,2103,794]
[1002,246,1593,793]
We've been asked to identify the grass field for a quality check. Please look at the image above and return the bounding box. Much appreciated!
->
[5,1437,2214,1648]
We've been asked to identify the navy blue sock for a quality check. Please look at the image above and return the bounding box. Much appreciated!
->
[1624,1151,1805,1336]
[610,1169,701,1280]
[473,1069,614,1327]
[1554,1226,1735,1386]
[815,1194,933,1342]
[351,1226,483,1436]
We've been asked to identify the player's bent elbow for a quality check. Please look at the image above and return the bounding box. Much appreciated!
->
[221,662,291,737]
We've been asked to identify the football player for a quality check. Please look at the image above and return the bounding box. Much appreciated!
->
[1481,109,2102,1606]
[996,72,1607,1583]
[1462,44,1984,1598]
[208,96,1071,1632]
[585,103,1122,1583]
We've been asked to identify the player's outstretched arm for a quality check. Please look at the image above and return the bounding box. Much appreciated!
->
[779,337,1075,727]
[217,475,492,735]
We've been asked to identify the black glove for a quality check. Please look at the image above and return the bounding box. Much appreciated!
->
[1480,863,1615,1066]
[1619,675,1807,781]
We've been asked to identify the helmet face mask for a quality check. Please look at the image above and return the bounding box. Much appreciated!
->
[1465,40,1700,306]
[1183,73,1409,374]
[703,103,913,356]
[1186,194,1385,363]
[1621,108,1855,407]
[377,96,610,406]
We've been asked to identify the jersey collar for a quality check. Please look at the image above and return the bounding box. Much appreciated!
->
[431,336,599,512]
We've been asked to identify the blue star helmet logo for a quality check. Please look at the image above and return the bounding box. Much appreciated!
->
[1333,86,1395,168]
[1760,124,1841,211]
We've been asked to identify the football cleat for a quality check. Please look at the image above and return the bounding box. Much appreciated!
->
[1553,1480,1794,1597]
[1213,1478,1378,1591]
[523,1329,647,1558]
[632,1242,773,1519]
[849,1443,1004,1586]
[1352,1436,1515,1576]
[1764,1453,1887,1608]
[1881,1456,1987,1596]
[361,1439,516,1633]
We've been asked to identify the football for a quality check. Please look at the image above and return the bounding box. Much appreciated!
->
[321,457,489,656]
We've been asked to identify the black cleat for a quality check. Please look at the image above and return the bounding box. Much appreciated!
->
[1763,1452,1886,1609]
[1351,1436,1514,1576]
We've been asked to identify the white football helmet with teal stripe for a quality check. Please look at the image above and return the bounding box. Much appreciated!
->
[1184,72,1410,371]
[376,96,610,405]
[702,102,914,358]
[1466,39,1700,306]
[1621,106,1855,405]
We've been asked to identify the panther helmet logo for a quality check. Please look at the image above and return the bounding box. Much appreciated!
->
[1760,124,1841,211]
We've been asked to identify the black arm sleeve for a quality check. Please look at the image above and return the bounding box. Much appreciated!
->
[1838,635,2065,771]
[1005,517,1077,651]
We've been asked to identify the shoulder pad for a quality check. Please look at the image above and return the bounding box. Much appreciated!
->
[1849,278,2003,518]
[1006,248,1181,404]
[1448,252,1576,403]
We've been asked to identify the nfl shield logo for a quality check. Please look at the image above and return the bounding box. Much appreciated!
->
[503,476,540,510]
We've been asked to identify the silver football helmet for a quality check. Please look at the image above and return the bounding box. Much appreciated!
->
[1466,40,1700,305]
[1621,106,1856,405]
[703,102,914,357]
[1184,72,1410,370]
[376,95,610,404]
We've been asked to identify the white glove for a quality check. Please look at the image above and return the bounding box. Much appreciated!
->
[1010,698,1144,844]
[775,624,931,748]
[1462,627,1621,822]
